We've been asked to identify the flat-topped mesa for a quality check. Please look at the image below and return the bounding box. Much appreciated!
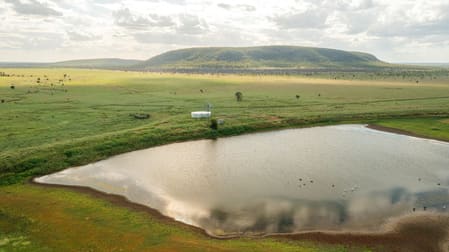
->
[136,45,390,70]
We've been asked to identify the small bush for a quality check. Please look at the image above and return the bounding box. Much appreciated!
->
[210,119,218,130]
[235,91,243,102]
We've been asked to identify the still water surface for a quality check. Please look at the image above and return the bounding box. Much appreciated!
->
[36,125,449,236]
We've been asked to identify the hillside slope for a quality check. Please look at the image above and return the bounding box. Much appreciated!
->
[137,46,389,70]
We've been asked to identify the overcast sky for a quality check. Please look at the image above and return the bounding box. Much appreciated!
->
[1,0,448,63]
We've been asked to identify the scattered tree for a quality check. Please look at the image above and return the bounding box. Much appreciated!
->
[296,95,300,99]
[1,99,5,103]
[235,91,243,102]
[10,84,15,90]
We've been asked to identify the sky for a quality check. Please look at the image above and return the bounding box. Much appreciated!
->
[1,0,449,63]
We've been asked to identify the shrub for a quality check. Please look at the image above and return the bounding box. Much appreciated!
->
[210,119,218,130]
[235,91,243,102]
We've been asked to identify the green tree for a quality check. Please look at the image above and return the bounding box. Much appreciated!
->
[235,91,243,102]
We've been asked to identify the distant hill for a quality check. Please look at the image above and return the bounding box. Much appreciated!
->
[0,46,403,72]
[0,58,144,70]
[135,46,390,70]
[49,58,144,69]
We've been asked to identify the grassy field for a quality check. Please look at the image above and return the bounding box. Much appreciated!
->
[1,68,449,251]
[374,117,449,141]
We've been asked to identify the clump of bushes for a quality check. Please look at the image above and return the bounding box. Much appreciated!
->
[210,118,218,130]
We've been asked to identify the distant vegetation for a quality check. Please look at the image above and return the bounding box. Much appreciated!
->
[135,46,391,70]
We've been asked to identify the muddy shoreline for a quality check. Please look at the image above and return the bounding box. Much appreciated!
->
[30,125,449,251]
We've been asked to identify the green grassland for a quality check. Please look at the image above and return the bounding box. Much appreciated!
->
[1,68,449,251]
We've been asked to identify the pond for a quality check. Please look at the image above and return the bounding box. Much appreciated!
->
[35,125,449,236]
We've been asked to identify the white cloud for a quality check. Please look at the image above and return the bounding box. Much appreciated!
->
[113,8,153,29]
[177,14,208,35]
[5,0,62,16]
[0,0,448,62]
[272,9,329,29]
[66,31,101,41]
[217,3,256,12]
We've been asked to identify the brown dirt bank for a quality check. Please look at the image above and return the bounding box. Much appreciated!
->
[274,213,449,252]
[30,179,449,252]
[367,124,449,143]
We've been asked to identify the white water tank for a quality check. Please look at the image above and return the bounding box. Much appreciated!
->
[191,111,211,118]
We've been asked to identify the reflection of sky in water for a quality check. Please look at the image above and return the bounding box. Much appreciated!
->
[36,125,449,236]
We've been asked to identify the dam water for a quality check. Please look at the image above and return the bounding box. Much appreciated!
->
[36,125,449,236]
